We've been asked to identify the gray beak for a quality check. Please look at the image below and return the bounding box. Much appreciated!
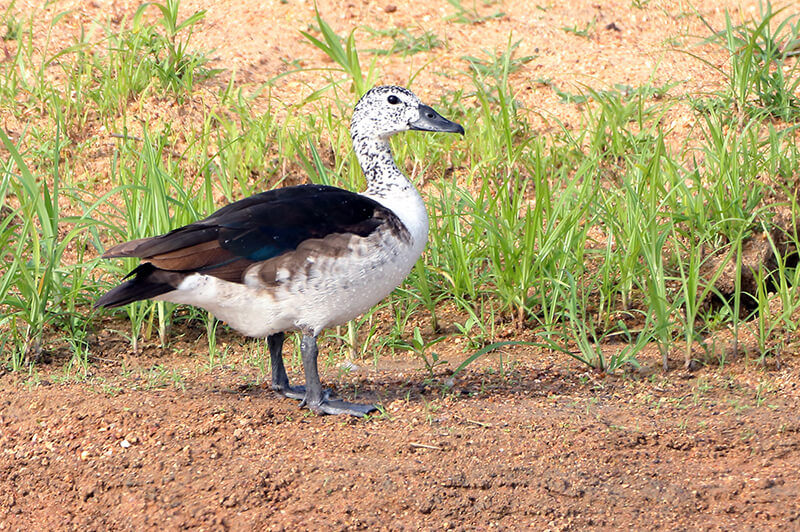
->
[409,104,465,135]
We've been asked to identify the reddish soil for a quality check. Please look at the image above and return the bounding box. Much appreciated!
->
[2,347,800,530]
[2,0,800,530]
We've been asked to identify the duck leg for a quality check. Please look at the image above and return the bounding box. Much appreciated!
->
[299,333,377,417]
[267,332,305,400]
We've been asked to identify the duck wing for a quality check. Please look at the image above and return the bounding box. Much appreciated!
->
[96,184,401,308]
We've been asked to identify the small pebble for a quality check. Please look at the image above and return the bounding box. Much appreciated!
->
[120,439,132,449]
[221,495,237,508]
[384,4,397,13]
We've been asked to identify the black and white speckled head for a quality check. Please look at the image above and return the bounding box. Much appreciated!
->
[350,86,464,142]
[350,86,463,196]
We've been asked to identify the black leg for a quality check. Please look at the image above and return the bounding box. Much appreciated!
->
[299,333,377,417]
[268,332,305,400]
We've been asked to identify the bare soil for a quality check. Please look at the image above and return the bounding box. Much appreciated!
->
[2,0,800,530]
[3,344,800,530]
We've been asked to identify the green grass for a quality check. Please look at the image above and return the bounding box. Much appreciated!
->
[0,118,105,371]
[445,0,505,25]
[695,1,800,121]
[363,27,443,57]
[1,2,799,379]
[562,18,597,39]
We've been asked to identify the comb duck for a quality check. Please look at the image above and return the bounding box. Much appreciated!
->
[96,85,464,416]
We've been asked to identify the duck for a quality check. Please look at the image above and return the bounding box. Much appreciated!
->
[95,85,464,416]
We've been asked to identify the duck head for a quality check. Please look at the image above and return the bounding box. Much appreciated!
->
[350,86,465,142]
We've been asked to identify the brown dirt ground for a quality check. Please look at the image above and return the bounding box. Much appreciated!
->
[2,0,800,529]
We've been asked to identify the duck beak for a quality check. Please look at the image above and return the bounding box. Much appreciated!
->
[409,105,465,135]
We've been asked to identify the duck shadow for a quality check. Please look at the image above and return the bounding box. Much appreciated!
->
[227,362,580,413]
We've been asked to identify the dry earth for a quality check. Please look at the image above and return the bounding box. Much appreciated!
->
[2,0,800,530]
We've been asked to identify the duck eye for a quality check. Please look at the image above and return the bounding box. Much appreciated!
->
[387,95,400,105]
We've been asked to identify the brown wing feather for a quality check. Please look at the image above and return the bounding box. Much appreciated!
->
[200,258,256,282]
[102,237,158,259]
[105,236,255,283]
[147,241,255,283]
[147,241,235,270]
[102,226,220,260]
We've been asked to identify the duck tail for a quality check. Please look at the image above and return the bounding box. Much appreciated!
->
[95,263,182,309]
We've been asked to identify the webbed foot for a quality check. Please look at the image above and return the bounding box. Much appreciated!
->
[271,383,306,401]
[306,398,378,417]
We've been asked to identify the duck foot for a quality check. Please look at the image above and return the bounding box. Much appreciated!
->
[271,384,306,401]
[273,384,341,404]
[302,397,377,417]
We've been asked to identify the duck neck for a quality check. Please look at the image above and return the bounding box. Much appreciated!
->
[352,135,413,198]
[352,133,429,247]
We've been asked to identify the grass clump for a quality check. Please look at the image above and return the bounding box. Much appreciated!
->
[364,27,443,57]
[0,123,103,372]
[697,1,800,121]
